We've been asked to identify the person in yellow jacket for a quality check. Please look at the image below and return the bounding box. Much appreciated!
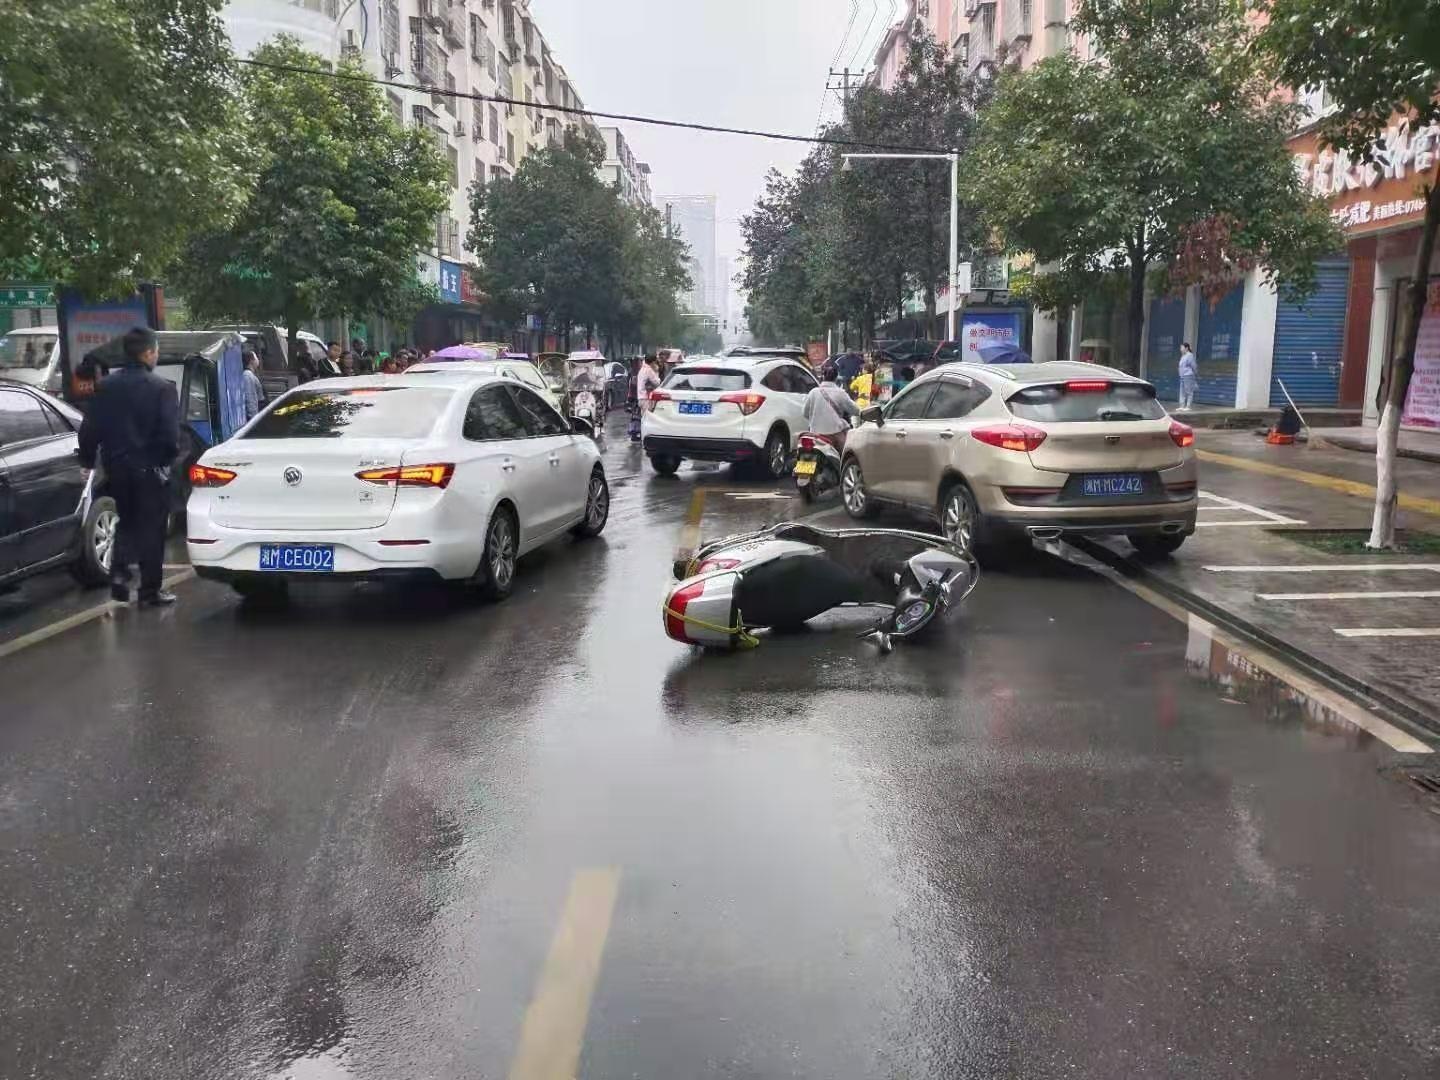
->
[850,357,879,408]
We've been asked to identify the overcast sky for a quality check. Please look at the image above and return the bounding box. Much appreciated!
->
[532,0,902,290]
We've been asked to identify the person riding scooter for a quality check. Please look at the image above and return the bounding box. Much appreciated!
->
[804,366,859,449]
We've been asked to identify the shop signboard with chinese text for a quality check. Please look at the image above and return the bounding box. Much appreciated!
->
[960,312,1022,364]
[439,259,463,304]
[1290,118,1440,237]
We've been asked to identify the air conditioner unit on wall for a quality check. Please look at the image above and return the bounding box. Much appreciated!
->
[454,121,467,137]
[385,51,402,77]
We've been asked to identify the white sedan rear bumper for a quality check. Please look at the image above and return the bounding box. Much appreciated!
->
[185,496,485,582]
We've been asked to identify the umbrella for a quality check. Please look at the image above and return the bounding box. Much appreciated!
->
[977,341,1031,364]
[430,344,497,361]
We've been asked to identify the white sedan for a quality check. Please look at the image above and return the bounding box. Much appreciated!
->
[186,373,609,602]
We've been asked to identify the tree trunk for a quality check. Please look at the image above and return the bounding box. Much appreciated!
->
[1125,245,1146,377]
[1369,181,1440,549]
[924,282,937,341]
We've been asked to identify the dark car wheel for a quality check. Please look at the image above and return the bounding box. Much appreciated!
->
[572,469,610,538]
[650,454,681,476]
[480,507,518,600]
[71,495,118,587]
[762,428,789,480]
[841,459,878,519]
[1130,533,1187,559]
[939,481,981,553]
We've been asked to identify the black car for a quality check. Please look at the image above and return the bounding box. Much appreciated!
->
[0,381,113,591]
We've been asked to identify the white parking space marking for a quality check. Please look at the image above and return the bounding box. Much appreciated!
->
[1334,627,1440,638]
[0,569,195,662]
[1259,589,1440,601]
[1194,491,1306,528]
[1205,563,1440,573]
[723,491,793,501]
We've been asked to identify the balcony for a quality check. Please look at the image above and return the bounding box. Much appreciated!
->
[442,3,465,47]
[963,0,995,18]
[289,0,339,15]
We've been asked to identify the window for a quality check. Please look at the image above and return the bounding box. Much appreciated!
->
[661,367,750,392]
[39,399,72,433]
[183,370,212,423]
[242,387,455,440]
[513,365,549,393]
[476,161,486,187]
[0,388,57,445]
[786,364,818,392]
[506,385,567,435]
[464,385,527,440]
[0,332,58,374]
[489,104,500,144]
[506,133,515,164]
[1006,382,1165,423]
[925,379,990,420]
[886,381,937,420]
[448,145,460,189]
[387,92,404,125]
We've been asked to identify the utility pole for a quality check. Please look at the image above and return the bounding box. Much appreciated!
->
[826,67,865,110]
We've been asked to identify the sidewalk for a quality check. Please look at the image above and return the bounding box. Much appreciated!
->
[1312,425,1440,465]
[1164,404,1361,430]
[1081,430,1440,740]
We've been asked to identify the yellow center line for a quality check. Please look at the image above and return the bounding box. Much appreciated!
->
[0,569,195,662]
[1197,449,1440,517]
[508,867,622,1080]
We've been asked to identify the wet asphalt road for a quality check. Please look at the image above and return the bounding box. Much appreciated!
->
[3,419,1440,1080]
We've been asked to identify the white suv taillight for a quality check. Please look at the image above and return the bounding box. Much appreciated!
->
[719,391,766,416]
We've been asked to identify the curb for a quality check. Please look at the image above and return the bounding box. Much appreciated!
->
[1316,433,1440,465]
[1072,537,1440,746]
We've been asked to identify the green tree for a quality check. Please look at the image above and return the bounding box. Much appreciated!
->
[609,202,691,354]
[967,0,1338,370]
[1260,0,1440,548]
[740,34,982,347]
[175,38,449,357]
[0,0,246,297]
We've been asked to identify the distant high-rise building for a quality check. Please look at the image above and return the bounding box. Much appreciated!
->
[660,195,718,316]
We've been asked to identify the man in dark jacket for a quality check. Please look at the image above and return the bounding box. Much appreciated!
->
[78,327,181,606]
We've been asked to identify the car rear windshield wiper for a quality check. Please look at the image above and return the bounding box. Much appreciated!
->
[1098,409,1145,421]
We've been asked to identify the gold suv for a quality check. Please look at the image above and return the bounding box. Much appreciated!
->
[840,362,1198,556]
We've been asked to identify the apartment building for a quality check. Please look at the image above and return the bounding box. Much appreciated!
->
[222,0,614,345]
[600,127,653,208]
[870,0,1080,89]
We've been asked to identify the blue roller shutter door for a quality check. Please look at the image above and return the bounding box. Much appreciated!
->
[1146,295,1186,401]
[1269,257,1349,407]
[1196,283,1244,406]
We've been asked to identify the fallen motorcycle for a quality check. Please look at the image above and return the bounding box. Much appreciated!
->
[663,522,978,652]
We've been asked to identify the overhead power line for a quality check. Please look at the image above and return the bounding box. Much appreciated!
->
[234,57,950,155]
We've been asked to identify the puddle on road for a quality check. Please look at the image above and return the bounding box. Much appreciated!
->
[1181,616,1386,749]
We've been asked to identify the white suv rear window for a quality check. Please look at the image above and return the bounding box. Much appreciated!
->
[662,367,751,392]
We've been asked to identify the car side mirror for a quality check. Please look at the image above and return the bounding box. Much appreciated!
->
[860,404,884,427]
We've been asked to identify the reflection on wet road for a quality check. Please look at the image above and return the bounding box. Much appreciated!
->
[2,420,1438,1079]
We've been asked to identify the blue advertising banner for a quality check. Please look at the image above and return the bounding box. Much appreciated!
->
[56,290,149,401]
[439,259,463,304]
[960,311,1022,364]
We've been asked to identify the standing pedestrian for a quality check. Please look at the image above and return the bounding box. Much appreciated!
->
[836,350,864,385]
[241,348,265,420]
[850,356,879,408]
[77,327,180,607]
[1178,341,1198,412]
[321,341,344,377]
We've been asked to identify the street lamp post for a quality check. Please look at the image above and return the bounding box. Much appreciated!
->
[841,151,961,342]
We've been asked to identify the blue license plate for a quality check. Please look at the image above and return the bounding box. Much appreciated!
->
[258,544,335,572]
[1081,474,1144,497]
[678,401,712,415]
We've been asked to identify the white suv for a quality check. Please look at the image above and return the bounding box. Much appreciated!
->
[641,355,819,477]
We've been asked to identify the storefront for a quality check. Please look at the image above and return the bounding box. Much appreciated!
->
[1290,117,1440,427]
